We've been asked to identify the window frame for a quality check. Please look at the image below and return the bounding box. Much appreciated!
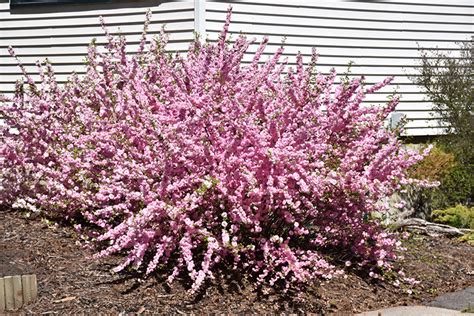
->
[10,0,111,7]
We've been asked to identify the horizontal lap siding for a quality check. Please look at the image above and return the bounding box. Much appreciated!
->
[1,0,473,136]
[0,0,195,95]
[206,0,474,136]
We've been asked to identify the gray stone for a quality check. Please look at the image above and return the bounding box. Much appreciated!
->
[426,287,474,311]
[357,305,471,316]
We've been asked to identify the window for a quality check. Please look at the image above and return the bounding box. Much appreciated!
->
[10,0,110,6]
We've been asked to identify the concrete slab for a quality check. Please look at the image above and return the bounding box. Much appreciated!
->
[426,287,474,311]
[357,305,472,316]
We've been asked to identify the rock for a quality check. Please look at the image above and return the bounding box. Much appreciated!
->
[426,287,474,311]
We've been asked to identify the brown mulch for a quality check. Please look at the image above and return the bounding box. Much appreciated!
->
[1,209,473,315]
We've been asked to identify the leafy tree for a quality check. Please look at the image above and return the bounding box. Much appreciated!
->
[410,41,473,208]
[412,41,473,162]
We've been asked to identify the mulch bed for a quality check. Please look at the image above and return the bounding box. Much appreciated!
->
[1,209,473,315]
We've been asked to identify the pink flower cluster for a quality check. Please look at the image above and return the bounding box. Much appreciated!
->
[1,9,428,291]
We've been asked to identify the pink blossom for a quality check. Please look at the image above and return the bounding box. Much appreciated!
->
[0,8,433,292]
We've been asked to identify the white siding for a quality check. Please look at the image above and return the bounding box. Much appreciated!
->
[1,0,473,136]
[0,0,195,94]
[205,0,474,136]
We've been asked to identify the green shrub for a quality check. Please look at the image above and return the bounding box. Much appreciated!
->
[432,205,474,229]
[406,145,473,214]
[408,145,455,182]
[458,232,474,246]
[438,163,474,207]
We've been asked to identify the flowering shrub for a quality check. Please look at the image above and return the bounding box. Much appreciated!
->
[1,9,430,291]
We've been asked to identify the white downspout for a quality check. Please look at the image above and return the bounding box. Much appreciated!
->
[194,0,206,41]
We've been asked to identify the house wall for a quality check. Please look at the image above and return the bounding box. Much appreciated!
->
[0,0,196,94]
[204,0,473,136]
[1,0,473,136]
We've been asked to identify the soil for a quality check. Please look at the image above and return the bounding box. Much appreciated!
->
[1,209,473,315]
